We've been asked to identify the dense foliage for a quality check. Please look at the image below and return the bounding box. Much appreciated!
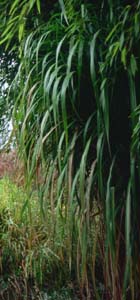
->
[0,0,140,299]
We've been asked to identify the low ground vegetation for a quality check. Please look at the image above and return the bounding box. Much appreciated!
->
[0,176,103,299]
[0,177,72,299]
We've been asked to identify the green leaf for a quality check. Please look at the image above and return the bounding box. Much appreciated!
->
[105,22,121,43]
[121,47,127,68]
[19,22,25,41]
[130,54,137,77]
[36,0,41,13]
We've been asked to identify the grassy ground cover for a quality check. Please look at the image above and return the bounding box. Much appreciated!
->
[0,176,103,299]
[0,177,74,299]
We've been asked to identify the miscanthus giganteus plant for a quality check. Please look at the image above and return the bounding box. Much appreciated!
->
[0,0,140,298]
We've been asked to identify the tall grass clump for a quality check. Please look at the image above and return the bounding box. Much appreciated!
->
[0,177,72,299]
[0,0,140,298]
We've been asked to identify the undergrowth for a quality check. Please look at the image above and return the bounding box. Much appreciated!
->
[0,177,73,299]
[0,176,103,299]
